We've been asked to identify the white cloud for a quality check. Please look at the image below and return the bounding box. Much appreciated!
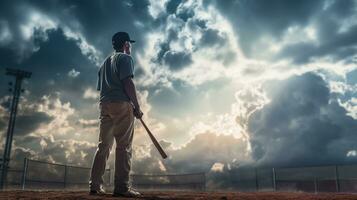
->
[62,26,102,66]
[6,10,59,60]
[18,94,76,136]
[138,0,342,90]
[39,138,47,149]
[329,81,357,95]
[339,97,357,120]
[148,0,168,19]
[137,0,245,87]
[189,85,269,143]
[210,162,224,172]
[138,0,357,95]
[347,150,357,157]
[67,68,80,78]
[83,87,98,99]
[78,118,98,127]
[329,81,349,94]
[132,131,251,174]
[19,11,57,41]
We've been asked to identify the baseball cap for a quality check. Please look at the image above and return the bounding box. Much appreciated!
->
[112,32,135,45]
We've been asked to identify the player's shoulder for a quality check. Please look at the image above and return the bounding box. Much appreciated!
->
[117,53,134,65]
[111,53,131,63]
[119,53,133,61]
[113,52,131,58]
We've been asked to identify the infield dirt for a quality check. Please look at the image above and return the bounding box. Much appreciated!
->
[1,191,357,200]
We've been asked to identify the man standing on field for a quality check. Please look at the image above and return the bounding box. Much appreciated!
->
[89,32,143,198]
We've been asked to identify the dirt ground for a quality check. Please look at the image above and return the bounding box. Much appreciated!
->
[0,190,357,200]
[1,191,357,200]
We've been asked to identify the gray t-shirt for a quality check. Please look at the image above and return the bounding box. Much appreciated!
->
[97,52,134,103]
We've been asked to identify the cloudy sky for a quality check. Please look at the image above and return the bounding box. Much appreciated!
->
[1,0,357,188]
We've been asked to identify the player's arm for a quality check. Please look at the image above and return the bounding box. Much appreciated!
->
[117,55,143,118]
[122,77,143,118]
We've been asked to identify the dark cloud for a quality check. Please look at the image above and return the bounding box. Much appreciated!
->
[199,28,226,47]
[0,98,53,136]
[248,72,357,167]
[52,0,153,53]
[155,41,170,64]
[1,27,98,120]
[153,29,193,71]
[327,0,356,19]
[286,0,357,63]
[0,0,153,54]
[209,0,324,58]
[153,38,194,71]
[21,29,96,96]
[176,3,194,22]
[151,2,233,72]
[14,111,53,136]
[207,0,357,63]
[0,0,156,106]
[277,24,357,64]
[163,51,192,71]
[166,0,183,14]
[0,0,160,161]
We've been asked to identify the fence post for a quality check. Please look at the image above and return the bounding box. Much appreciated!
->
[64,165,67,189]
[255,168,259,191]
[21,158,28,190]
[108,168,111,186]
[203,172,206,191]
[314,177,318,194]
[335,165,340,192]
[272,168,276,191]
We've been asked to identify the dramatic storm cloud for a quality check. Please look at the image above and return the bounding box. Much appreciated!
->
[249,73,357,167]
[0,0,357,189]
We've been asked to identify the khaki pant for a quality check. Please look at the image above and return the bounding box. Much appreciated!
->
[89,101,134,192]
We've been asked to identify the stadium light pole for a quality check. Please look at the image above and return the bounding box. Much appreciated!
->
[0,68,32,190]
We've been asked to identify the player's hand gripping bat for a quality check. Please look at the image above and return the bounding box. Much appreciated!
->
[139,118,168,159]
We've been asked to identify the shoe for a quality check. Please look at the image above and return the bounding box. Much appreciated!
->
[89,186,106,195]
[112,188,141,198]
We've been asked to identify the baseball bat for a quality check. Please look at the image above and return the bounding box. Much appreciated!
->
[139,118,168,159]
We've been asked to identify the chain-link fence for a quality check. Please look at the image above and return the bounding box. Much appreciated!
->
[274,165,338,192]
[228,164,357,193]
[22,158,111,190]
[2,157,357,192]
[0,168,23,189]
[15,158,205,191]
